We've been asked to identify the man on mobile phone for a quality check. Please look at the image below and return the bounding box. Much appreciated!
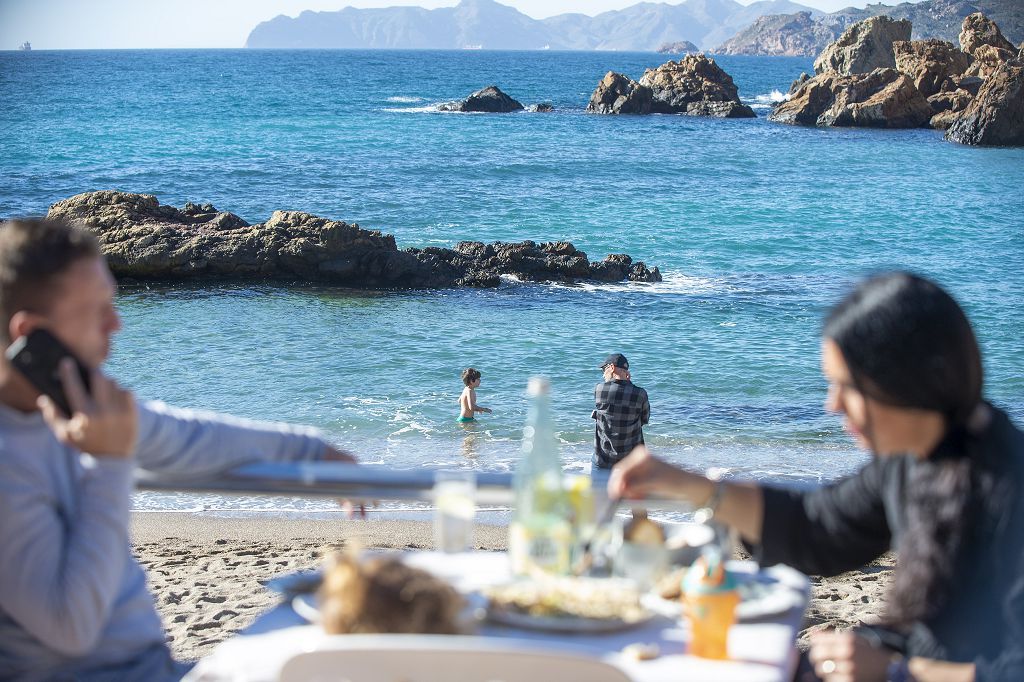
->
[0,218,356,681]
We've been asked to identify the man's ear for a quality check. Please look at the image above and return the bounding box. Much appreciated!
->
[8,311,42,343]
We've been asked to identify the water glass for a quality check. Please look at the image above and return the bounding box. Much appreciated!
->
[433,470,476,553]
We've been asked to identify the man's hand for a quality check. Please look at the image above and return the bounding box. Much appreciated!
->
[38,358,138,458]
[808,630,892,682]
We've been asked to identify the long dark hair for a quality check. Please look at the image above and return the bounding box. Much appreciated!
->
[823,272,983,625]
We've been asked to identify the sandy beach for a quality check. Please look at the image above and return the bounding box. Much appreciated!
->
[131,512,893,662]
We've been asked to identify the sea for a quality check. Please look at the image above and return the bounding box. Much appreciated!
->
[1,49,1022,517]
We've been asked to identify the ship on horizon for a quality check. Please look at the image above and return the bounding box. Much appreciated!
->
[19,42,32,51]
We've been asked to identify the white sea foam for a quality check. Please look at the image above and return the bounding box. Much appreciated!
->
[381,105,440,114]
[748,89,789,110]
[566,271,732,295]
[385,96,424,103]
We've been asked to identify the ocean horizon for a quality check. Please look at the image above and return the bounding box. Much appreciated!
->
[2,49,1022,516]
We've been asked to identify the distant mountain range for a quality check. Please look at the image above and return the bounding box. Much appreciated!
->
[717,0,1023,55]
[245,0,821,51]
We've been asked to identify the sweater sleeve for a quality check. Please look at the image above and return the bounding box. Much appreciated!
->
[754,458,892,576]
[973,517,1024,681]
[132,401,330,476]
[0,453,134,657]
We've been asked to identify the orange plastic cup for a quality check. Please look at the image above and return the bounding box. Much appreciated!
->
[683,556,740,660]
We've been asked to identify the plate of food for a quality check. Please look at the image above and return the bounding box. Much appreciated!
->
[484,576,654,633]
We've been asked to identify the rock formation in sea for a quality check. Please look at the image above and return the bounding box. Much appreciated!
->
[771,12,1022,142]
[586,72,654,114]
[638,55,757,118]
[657,41,700,54]
[438,86,524,113]
[771,68,933,127]
[716,12,840,57]
[946,59,1024,145]
[587,57,755,118]
[813,16,912,75]
[46,191,662,288]
[892,38,972,97]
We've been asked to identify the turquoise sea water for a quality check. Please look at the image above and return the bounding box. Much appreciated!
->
[2,50,1023,514]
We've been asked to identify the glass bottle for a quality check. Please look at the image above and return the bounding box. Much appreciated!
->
[509,377,573,575]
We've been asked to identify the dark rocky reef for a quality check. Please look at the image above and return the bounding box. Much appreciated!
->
[438,86,524,113]
[586,72,654,114]
[47,191,662,288]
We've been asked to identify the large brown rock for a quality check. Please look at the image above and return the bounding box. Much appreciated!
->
[46,191,663,286]
[770,68,933,128]
[893,39,972,97]
[586,72,653,114]
[959,12,1015,56]
[637,55,756,118]
[814,16,912,76]
[927,89,974,130]
[946,61,1024,146]
[963,43,1017,80]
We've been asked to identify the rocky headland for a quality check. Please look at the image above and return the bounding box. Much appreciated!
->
[46,191,662,288]
[587,55,756,118]
[714,0,1021,56]
[769,13,1023,144]
[716,12,841,57]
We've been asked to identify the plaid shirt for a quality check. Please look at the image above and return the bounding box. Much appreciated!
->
[592,379,650,469]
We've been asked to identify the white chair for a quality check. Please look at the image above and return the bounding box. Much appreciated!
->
[278,634,634,682]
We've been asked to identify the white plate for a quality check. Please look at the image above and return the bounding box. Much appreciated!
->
[292,593,322,624]
[292,591,488,632]
[487,606,654,633]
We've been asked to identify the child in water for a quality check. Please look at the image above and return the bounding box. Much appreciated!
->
[458,368,491,422]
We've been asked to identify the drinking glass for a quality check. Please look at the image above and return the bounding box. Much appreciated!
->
[433,470,476,553]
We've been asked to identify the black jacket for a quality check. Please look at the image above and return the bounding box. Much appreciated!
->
[756,405,1024,681]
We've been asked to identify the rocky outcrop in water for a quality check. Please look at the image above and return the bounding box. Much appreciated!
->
[588,58,755,118]
[814,16,912,75]
[946,60,1024,145]
[716,12,841,57]
[657,41,699,54]
[46,191,662,288]
[638,55,756,118]
[438,85,524,113]
[893,38,972,96]
[770,68,933,128]
[586,72,653,114]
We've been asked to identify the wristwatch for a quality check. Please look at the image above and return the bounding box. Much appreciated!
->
[887,657,915,682]
[693,478,725,524]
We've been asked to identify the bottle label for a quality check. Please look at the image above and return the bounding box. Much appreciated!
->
[510,518,571,575]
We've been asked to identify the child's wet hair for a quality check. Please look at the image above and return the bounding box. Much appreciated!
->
[462,367,481,386]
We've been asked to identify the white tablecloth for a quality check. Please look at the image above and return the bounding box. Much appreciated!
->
[187,552,809,682]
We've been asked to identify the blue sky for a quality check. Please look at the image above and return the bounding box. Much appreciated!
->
[1,0,925,49]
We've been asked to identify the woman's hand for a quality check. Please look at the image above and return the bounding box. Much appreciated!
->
[608,446,700,501]
[38,358,138,458]
[808,630,892,682]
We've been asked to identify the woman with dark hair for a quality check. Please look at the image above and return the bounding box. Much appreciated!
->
[610,272,1024,682]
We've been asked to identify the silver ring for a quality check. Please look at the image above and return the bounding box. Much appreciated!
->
[821,659,837,674]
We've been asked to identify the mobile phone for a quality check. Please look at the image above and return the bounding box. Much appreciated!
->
[5,328,92,417]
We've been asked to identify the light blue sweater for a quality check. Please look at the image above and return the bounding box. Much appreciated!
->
[0,400,330,681]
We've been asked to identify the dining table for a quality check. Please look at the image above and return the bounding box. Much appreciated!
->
[183,550,810,682]
[141,462,811,682]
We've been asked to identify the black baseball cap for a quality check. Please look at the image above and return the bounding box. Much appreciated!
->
[600,353,629,370]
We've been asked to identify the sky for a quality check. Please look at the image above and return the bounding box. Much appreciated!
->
[1,0,925,50]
